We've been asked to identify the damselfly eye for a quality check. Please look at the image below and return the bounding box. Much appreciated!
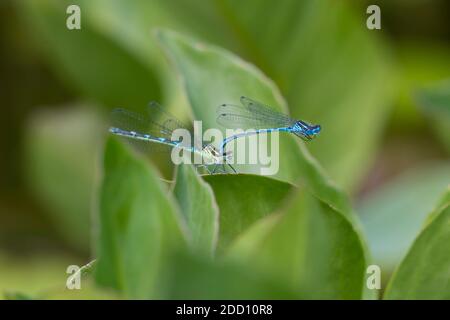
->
[310,124,321,135]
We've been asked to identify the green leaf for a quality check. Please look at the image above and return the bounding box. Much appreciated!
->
[228,189,368,299]
[24,107,101,252]
[17,0,162,109]
[203,174,293,250]
[172,165,219,255]
[359,163,450,273]
[94,137,187,299]
[161,250,296,299]
[416,79,450,153]
[384,188,450,299]
[157,29,352,216]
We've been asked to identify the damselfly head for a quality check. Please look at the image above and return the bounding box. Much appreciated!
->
[306,124,321,136]
[294,121,321,141]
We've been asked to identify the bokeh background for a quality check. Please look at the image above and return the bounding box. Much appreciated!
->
[0,0,449,298]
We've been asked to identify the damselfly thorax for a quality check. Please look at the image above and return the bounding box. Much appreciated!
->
[201,144,233,165]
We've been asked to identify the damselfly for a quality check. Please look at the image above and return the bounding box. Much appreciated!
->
[109,102,235,174]
[216,96,321,154]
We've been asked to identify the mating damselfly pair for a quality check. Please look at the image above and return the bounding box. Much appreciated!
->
[109,96,321,174]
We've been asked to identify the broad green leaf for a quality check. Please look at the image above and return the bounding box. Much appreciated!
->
[95,137,187,299]
[161,250,296,299]
[17,0,162,110]
[384,189,450,299]
[228,189,368,299]
[359,163,450,274]
[157,29,353,217]
[24,107,102,252]
[203,174,293,250]
[173,165,219,255]
[416,79,450,153]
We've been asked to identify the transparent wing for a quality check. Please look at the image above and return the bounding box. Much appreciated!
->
[110,108,184,154]
[146,101,189,135]
[217,104,270,128]
[240,96,295,125]
[216,103,294,129]
[111,108,175,139]
[147,101,207,148]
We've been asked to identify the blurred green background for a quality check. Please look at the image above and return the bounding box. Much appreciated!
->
[0,0,449,298]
